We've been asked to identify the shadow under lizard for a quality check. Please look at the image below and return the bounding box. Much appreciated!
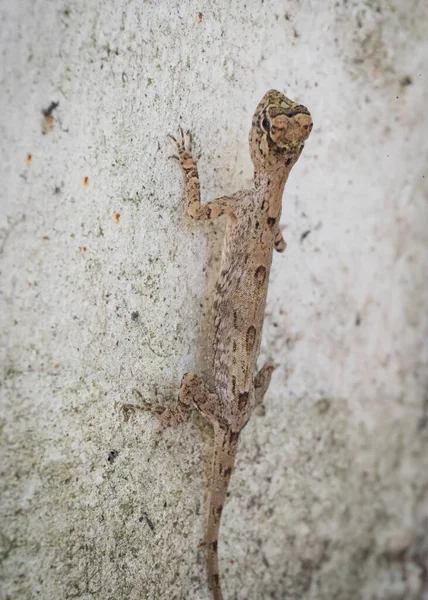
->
[124,89,313,600]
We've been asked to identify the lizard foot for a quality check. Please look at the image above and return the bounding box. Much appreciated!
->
[168,127,197,172]
[121,388,191,428]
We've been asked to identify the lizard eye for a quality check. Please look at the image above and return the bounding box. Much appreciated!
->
[261,117,270,132]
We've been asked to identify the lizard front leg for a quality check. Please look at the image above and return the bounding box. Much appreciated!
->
[170,128,238,221]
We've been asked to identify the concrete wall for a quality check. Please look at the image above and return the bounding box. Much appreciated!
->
[1,1,427,598]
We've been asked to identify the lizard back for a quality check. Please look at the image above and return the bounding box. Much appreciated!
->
[212,189,276,408]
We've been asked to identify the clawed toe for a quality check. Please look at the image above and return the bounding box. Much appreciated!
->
[186,130,193,151]
[167,127,194,157]
[121,403,141,421]
[121,400,161,421]
[122,402,147,416]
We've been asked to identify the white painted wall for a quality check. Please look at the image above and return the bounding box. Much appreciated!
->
[1,1,427,599]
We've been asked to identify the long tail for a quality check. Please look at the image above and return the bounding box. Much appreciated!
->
[206,426,240,600]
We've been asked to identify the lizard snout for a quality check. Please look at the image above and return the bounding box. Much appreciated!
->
[271,113,313,147]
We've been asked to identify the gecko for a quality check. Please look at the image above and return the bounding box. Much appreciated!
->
[123,89,312,600]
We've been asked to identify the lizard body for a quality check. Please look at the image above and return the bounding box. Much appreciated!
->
[124,90,312,599]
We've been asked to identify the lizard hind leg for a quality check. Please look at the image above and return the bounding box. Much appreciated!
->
[274,225,287,253]
[122,372,224,429]
[179,372,226,426]
[254,361,277,406]
[121,384,192,429]
[121,371,222,429]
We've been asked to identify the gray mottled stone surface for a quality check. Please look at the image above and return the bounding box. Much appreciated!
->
[1,1,427,599]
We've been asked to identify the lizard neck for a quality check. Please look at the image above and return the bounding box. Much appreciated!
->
[254,163,293,219]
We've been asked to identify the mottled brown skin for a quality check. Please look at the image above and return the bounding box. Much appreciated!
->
[123,90,312,600]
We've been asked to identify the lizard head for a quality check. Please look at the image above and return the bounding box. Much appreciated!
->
[249,89,313,173]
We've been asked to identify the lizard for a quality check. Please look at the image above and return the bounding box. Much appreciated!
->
[123,89,313,600]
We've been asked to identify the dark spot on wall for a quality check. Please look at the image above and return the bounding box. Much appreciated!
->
[255,265,266,284]
[41,101,59,135]
[355,313,361,326]
[267,217,276,228]
[246,326,256,352]
[232,376,236,394]
[140,511,155,533]
[400,75,413,87]
[42,101,59,118]
[233,311,238,328]
[300,229,311,242]
[131,311,139,322]
[286,157,292,166]
[107,450,119,463]
[232,341,237,352]
[211,540,218,551]
[223,467,232,479]
[212,574,220,585]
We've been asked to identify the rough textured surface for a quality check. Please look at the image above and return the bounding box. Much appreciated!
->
[0,1,427,599]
